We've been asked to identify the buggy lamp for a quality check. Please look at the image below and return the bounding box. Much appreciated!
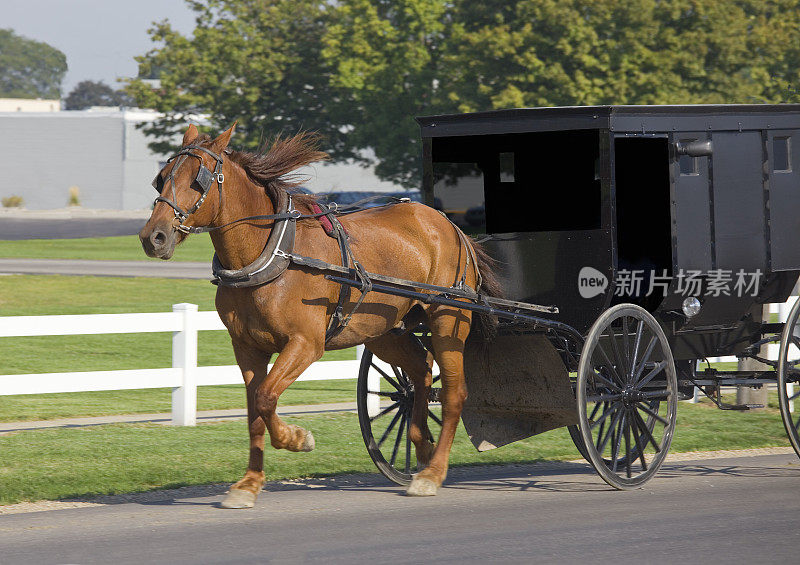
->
[682,297,702,317]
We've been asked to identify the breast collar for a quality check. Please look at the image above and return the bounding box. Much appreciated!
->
[211,191,296,288]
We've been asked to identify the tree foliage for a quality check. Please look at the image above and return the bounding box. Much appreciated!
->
[63,80,131,110]
[0,29,67,99]
[126,0,342,156]
[128,0,800,187]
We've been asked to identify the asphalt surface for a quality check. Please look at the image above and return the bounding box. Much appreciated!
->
[0,258,210,279]
[0,214,148,240]
[1,452,797,564]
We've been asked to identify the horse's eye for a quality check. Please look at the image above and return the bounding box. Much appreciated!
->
[152,174,164,193]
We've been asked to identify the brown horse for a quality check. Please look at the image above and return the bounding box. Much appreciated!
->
[140,124,498,508]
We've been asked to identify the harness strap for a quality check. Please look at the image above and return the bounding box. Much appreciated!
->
[180,195,411,234]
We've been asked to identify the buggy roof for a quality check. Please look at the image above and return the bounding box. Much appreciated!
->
[416,104,800,137]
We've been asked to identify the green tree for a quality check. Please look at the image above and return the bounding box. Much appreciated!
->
[0,29,67,99]
[126,0,344,156]
[130,1,800,187]
[63,80,131,110]
[322,0,450,187]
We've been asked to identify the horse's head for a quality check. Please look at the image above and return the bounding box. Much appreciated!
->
[139,123,235,259]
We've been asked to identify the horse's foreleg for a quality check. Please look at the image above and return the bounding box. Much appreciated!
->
[221,341,271,509]
[255,337,323,452]
[407,308,471,497]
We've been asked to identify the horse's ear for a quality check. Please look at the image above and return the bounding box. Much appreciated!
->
[211,122,237,152]
[182,124,199,147]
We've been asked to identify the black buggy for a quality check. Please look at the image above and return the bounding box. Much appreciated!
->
[350,104,800,489]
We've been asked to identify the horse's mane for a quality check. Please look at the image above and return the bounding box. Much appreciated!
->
[197,132,328,212]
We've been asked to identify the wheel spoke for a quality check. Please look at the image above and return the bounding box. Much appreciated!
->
[642,388,672,400]
[607,329,628,383]
[595,341,626,387]
[633,408,661,453]
[597,404,623,455]
[629,320,644,380]
[389,413,407,468]
[370,390,397,398]
[428,409,442,427]
[636,401,670,426]
[629,410,648,471]
[589,369,622,392]
[371,363,403,391]
[369,401,400,422]
[634,360,668,390]
[632,336,658,383]
[377,410,403,448]
[610,413,624,472]
[587,392,623,403]
[623,413,632,478]
[590,401,615,430]
[788,390,800,402]
[392,365,409,386]
[621,316,631,378]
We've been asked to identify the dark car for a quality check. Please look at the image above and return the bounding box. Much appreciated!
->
[318,190,423,208]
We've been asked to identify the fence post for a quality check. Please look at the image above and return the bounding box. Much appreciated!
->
[357,344,380,417]
[172,303,198,426]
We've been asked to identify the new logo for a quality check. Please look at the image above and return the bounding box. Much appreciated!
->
[578,267,608,299]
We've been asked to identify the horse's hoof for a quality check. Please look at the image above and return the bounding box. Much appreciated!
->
[220,488,257,509]
[301,430,315,452]
[406,476,439,497]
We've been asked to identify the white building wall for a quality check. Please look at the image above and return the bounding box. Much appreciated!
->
[0,98,61,112]
[0,110,405,210]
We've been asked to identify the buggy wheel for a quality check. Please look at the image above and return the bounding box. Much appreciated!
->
[357,347,442,485]
[777,298,800,459]
[577,303,677,490]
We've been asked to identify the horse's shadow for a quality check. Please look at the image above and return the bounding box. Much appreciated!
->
[69,456,798,508]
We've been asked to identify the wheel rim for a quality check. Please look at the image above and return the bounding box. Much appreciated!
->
[357,348,442,485]
[778,298,800,458]
[577,304,677,489]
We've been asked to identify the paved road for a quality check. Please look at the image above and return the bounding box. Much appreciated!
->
[0,258,210,279]
[0,216,148,240]
[1,453,797,564]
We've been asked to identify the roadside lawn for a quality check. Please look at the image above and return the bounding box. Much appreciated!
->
[0,400,794,505]
[0,275,357,420]
[0,235,214,262]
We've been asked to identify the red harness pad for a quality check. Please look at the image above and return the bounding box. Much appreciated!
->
[311,203,338,238]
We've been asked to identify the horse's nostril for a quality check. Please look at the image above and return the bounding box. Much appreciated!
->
[152,231,167,247]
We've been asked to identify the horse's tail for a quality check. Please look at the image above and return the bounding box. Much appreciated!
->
[469,239,503,341]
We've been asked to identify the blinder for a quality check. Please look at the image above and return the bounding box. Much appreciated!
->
[152,144,225,232]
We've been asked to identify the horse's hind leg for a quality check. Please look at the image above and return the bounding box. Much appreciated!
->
[407,306,471,496]
[366,332,436,467]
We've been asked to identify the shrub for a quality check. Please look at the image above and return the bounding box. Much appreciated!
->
[1,195,24,208]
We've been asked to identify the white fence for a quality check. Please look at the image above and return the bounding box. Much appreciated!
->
[0,303,361,426]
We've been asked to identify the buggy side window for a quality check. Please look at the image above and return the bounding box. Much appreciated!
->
[433,162,485,234]
[774,137,792,172]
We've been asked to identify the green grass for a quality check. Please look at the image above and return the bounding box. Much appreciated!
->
[0,235,215,262]
[0,400,794,505]
[0,275,356,420]
[0,380,356,422]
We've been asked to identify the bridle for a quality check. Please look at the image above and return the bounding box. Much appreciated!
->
[152,145,225,234]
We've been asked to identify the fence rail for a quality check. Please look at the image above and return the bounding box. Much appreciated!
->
[2,299,797,425]
[0,303,361,426]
